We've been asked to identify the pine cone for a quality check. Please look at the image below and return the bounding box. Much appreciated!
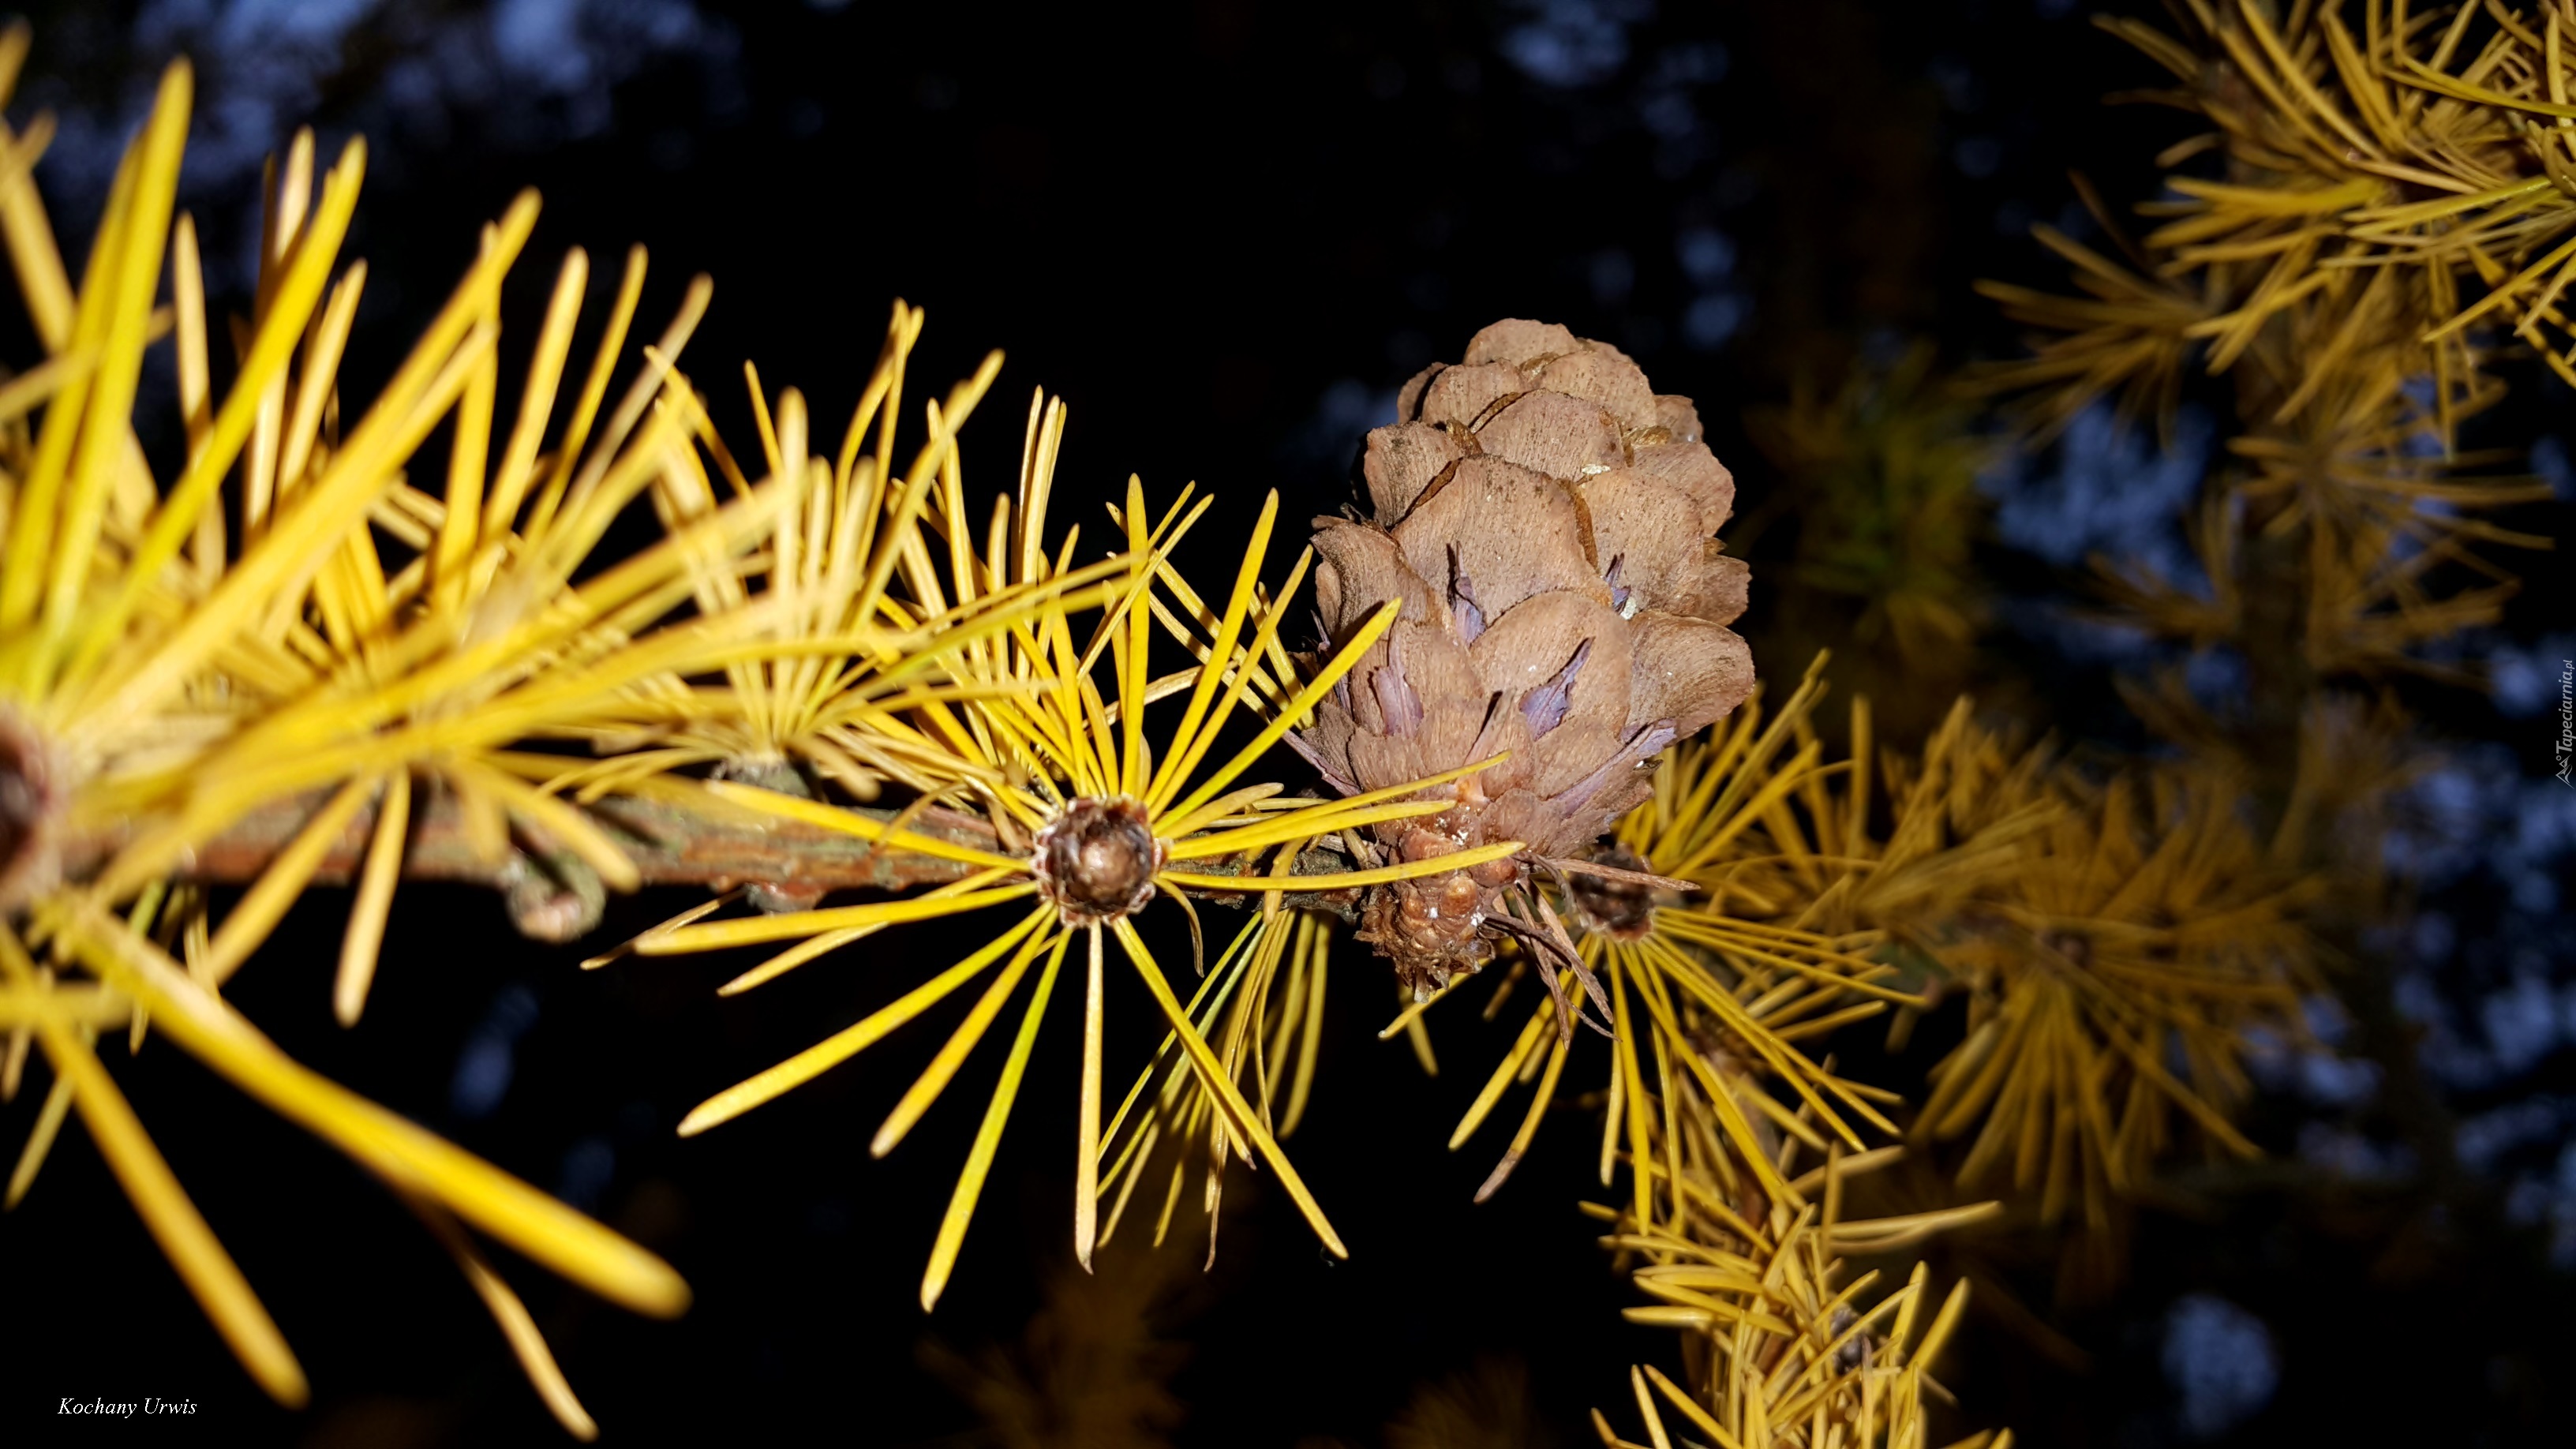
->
[1298,320,1755,1004]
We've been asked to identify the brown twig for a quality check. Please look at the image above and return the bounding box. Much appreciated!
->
[55,787,1365,943]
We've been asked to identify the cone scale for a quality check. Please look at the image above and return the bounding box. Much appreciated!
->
[1299,320,1756,1001]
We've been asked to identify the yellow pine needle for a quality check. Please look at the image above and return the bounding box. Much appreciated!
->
[1109,916,1345,1258]
[409,1193,598,1440]
[65,125,362,654]
[84,184,534,731]
[1589,1408,1650,1449]
[455,767,511,867]
[1281,914,1331,1134]
[24,63,189,672]
[334,769,410,1026]
[1140,489,1278,811]
[429,313,497,613]
[1118,477,1151,800]
[1155,560,1354,826]
[523,245,648,543]
[1627,960,1802,1210]
[1159,796,1461,859]
[0,349,95,426]
[698,777,1022,871]
[1604,1189,1994,1448]
[713,927,874,997]
[0,984,137,1029]
[4,920,305,1405]
[239,133,315,540]
[634,470,1488,1291]
[921,928,1069,1312]
[1412,664,1906,1209]
[44,1012,309,1404]
[1094,913,1273,1163]
[481,247,590,547]
[1378,975,1462,1039]
[1631,1365,1676,1449]
[1474,1030,1571,1203]
[4,1063,75,1208]
[444,755,642,893]
[1076,923,1105,1270]
[54,900,691,1320]
[1158,837,1526,893]
[0,129,67,275]
[1164,751,1512,850]
[582,891,736,972]
[1148,781,1283,841]
[874,918,1061,1158]
[638,882,1042,954]
[1646,938,1893,1144]
[677,904,1054,1136]
[1969,0,2557,673]
[845,356,1007,635]
[1452,1006,1555,1151]
[533,274,713,552]
[1642,1365,1741,1449]
[200,773,376,986]
[273,256,369,525]
[0,50,749,1417]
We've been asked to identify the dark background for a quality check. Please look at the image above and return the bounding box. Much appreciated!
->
[4,2,2572,1445]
